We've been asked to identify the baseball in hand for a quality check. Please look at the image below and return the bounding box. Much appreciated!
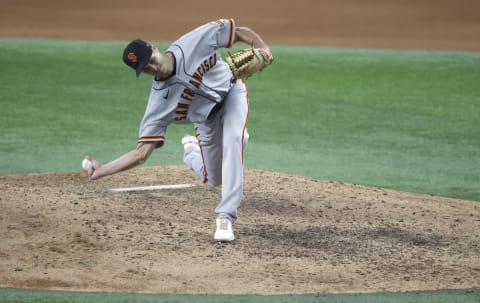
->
[82,158,93,171]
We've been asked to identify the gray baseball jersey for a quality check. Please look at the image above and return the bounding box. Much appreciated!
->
[138,19,249,223]
[138,19,236,144]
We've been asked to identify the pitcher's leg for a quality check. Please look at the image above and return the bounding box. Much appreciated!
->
[182,134,205,181]
[214,82,249,222]
[196,120,223,187]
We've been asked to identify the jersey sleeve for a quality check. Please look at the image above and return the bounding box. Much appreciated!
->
[211,18,236,48]
[137,89,169,148]
[138,123,166,148]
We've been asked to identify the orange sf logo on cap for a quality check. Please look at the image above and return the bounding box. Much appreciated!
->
[128,52,138,63]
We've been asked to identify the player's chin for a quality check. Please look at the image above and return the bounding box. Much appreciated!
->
[142,67,155,76]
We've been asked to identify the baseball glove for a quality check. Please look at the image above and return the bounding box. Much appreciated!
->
[225,47,273,79]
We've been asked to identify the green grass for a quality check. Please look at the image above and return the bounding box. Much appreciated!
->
[245,46,480,201]
[0,39,479,202]
[0,288,479,303]
[0,36,479,303]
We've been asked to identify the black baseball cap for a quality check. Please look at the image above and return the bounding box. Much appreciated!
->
[123,39,153,76]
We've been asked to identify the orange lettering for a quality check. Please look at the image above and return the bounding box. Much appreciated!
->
[127,52,138,63]
[189,80,201,89]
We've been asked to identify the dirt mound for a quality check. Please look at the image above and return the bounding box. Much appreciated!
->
[0,167,478,294]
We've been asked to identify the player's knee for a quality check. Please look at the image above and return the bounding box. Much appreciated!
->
[226,132,245,146]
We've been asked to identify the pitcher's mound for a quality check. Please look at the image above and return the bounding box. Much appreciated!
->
[0,166,479,294]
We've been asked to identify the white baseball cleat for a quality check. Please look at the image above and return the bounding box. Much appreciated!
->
[181,135,200,153]
[214,215,235,242]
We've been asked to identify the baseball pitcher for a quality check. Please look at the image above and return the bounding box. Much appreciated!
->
[83,18,273,242]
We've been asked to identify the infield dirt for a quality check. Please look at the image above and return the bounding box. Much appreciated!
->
[1,0,479,295]
[1,167,479,294]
